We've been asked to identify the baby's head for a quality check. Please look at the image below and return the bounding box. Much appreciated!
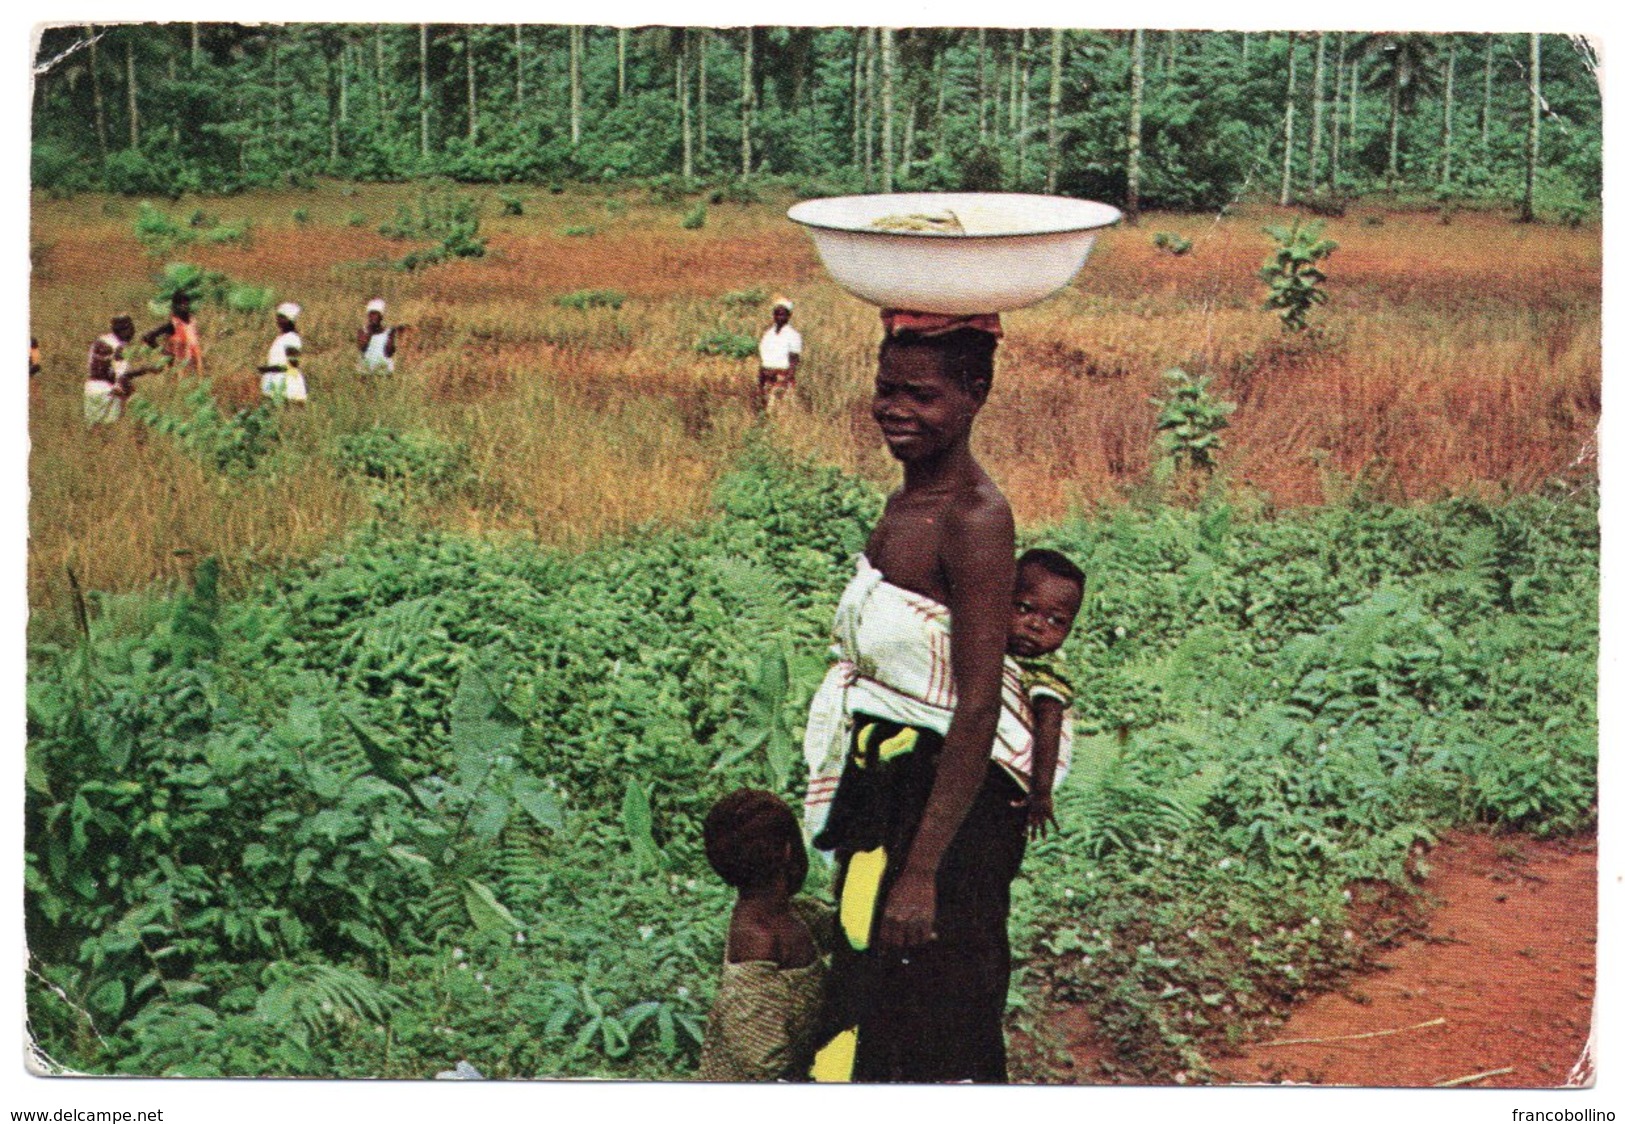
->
[703,789,808,897]
[1009,548,1085,661]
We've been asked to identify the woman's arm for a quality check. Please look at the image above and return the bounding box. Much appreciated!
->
[877,492,1014,950]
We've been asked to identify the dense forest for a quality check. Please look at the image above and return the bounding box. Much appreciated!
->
[32,24,1601,218]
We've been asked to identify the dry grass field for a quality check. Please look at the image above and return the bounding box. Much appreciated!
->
[28,181,1600,615]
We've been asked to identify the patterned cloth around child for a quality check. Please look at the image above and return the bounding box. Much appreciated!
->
[697,898,834,1083]
[801,555,1072,844]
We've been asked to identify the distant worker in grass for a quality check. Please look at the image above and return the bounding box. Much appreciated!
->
[356,297,405,374]
[85,315,161,424]
[30,337,41,377]
[258,302,307,404]
[142,290,204,376]
[1005,548,1084,841]
[757,295,803,412]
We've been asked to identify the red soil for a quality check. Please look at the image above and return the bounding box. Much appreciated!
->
[1216,831,1598,1088]
[1036,830,1597,1087]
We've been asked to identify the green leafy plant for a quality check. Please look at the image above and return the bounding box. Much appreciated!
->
[694,331,756,360]
[720,288,767,308]
[553,290,625,311]
[1152,368,1236,475]
[1260,219,1338,333]
[127,383,280,473]
[1153,231,1193,256]
[680,203,706,231]
[559,225,598,237]
[498,193,525,216]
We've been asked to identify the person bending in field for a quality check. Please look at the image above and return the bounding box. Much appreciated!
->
[756,296,802,412]
[85,315,161,424]
[356,297,405,374]
[1006,548,1084,840]
[142,290,204,376]
[698,789,833,1083]
[259,302,307,404]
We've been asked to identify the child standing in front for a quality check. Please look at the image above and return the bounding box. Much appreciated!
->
[1007,548,1085,838]
[698,789,832,1082]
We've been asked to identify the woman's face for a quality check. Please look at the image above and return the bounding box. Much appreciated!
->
[871,344,986,462]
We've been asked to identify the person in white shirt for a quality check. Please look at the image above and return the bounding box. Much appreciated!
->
[757,296,803,412]
[356,297,405,374]
[259,302,307,403]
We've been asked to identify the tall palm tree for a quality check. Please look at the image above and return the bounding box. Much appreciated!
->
[1355,32,1442,189]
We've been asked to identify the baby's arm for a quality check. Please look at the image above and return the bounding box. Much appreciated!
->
[1027,694,1064,839]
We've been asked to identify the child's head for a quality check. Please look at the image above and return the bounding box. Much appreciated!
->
[703,789,808,897]
[1009,548,1085,660]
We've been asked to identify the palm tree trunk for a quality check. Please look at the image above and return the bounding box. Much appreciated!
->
[1330,33,1346,190]
[190,23,200,69]
[515,25,524,108]
[864,29,877,187]
[1047,28,1063,193]
[1280,33,1298,206]
[977,28,988,142]
[1386,75,1401,188]
[419,24,430,158]
[1128,29,1144,224]
[698,29,708,167]
[1521,33,1540,222]
[1309,32,1326,194]
[617,28,627,103]
[570,26,583,148]
[678,31,692,181]
[88,25,108,159]
[1349,57,1360,157]
[465,29,477,144]
[936,51,949,158]
[125,35,140,150]
[851,30,864,170]
[880,28,895,192]
[1018,29,1032,185]
[740,27,754,179]
[1440,40,1456,187]
[374,29,387,127]
[1481,36,1495,148]
[340,43,350,126]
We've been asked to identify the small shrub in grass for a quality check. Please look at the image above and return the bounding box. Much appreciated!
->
[604,199,628,219]
[133,203,194,253]
[498,193,525,216]
[187,208,217,229]
[694,331,756,359]
[333,425,471,493]
[347,212,368,228]
[1152,232,1192,256]
[721,288,767,308]
[555,290,626,311]
[1260,219,1338,333]
[128,382,279,474]
[292,208,311,226]
[680,203,707,230]
[707,179,760,205]
[225,283,276,314]
[202,221,252,247]
[559,225,598,237]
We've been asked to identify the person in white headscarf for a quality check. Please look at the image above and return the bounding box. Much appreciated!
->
[756,295,803,412]
[356,297,405,374]
[259,302,307,403]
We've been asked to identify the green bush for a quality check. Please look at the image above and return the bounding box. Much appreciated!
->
[554,290,626,311]
[680,203,706,231]
[694,330,755,359]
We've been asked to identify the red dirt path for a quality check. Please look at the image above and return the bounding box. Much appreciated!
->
[1040,830,1596,1087]
[1215,831,1597,1088]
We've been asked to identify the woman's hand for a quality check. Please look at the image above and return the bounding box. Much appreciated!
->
[878,867,937,950]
